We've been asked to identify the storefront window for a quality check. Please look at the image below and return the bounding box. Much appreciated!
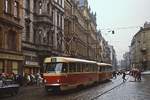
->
[12,61,18,74]
[7,61,12,74]
[0,61,4,73]
[0,27,2,48]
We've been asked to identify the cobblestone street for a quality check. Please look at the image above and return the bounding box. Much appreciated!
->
[1,75,150,100]
[96,75,150,100]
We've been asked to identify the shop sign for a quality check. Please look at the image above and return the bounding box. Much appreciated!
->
[25,61,39,66]
[0,53,23,60]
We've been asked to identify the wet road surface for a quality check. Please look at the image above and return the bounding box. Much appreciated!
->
[96,75,150,100]
[1,75,150,100]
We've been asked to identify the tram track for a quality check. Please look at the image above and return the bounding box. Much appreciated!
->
[91,77,129,100]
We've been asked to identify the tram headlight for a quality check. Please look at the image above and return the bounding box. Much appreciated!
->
[57,79,60,83]
[44,79,47,83]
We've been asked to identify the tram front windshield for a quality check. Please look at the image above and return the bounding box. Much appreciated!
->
[45,63,62,73]
[45,63,68,73]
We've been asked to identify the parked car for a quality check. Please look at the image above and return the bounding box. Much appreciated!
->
[0,79,20,96]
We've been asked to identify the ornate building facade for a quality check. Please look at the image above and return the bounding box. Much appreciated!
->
[0,0,23,74]
[130,23,150,70]
[64,0,105,61]
[22,0,64,74]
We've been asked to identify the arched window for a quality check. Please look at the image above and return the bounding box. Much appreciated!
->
[43,32,47,44]
[14,1,19,18]
[57,32,63,49]
[47,2,50,14]
[50,30,54,46]
[38,30,42,44]
[4,0,11,13]
[39,1,42,14]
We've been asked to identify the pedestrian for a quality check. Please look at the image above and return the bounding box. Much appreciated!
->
[134,70,139,81]
[122,72,126,82]
[36,73,43,87]
[24,73,31,86]
[30,73,36,85]
[137,70,142,81]
[112,71,117,79]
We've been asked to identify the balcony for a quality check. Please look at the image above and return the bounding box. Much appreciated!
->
[34,14,52,24]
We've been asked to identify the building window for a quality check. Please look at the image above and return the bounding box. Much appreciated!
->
[50,30,54,46]
[25,23,30,41]
[57,32,62,49]
[43,32,47,44]
[0,61,4,73]
[57,0,59,3]
[25,0,30,16]
[60,0,62,6]
[4,0,11,13]
[7,30,17,51]
[39,1,42,14]
[38,30,42,44]
[47,3,50,14]
[0,27,2,48]
[52,8,54,21]
[14,1,19,18]
[57,12,59,27]
[12,61,18,74]
[60,15,63,28]
[7,61,12,74]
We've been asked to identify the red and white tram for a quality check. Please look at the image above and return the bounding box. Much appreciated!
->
[43,57,112,92]
[97,63,113,82]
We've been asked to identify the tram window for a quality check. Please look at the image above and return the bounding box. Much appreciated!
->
[91,64,94,72]
[77,63,81,72]
[105,66,108,71]
[85,63,89,72]
[90,64,93,72]
[80,63,83,72]
[62,63,68,73]
[69,63,76,72]
[104,67,106,71]
[94,65,96,71]
[93,65,96,72]
[82,63,86,72]
[87,64,90,72]
[101,67,105,72]
[82,64,86,72]
[99,67,101,72]
[93,66,95,72]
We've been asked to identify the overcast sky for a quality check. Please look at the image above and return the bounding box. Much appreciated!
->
[88,0,150,60]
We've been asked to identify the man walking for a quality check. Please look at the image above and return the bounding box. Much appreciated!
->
[122,72,126,82]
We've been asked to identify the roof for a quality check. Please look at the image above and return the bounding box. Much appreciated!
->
[44,57,96,63]
[97,63,112,66]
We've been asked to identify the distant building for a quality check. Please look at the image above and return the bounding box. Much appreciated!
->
[120,60,126,70]
[109,45,118,71]
[122,52,131,70]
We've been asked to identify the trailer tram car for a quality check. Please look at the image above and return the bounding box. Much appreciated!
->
[97,63,113,82]
[43,57,98,92]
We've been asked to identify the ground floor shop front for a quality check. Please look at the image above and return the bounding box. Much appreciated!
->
[0,52,23,74]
